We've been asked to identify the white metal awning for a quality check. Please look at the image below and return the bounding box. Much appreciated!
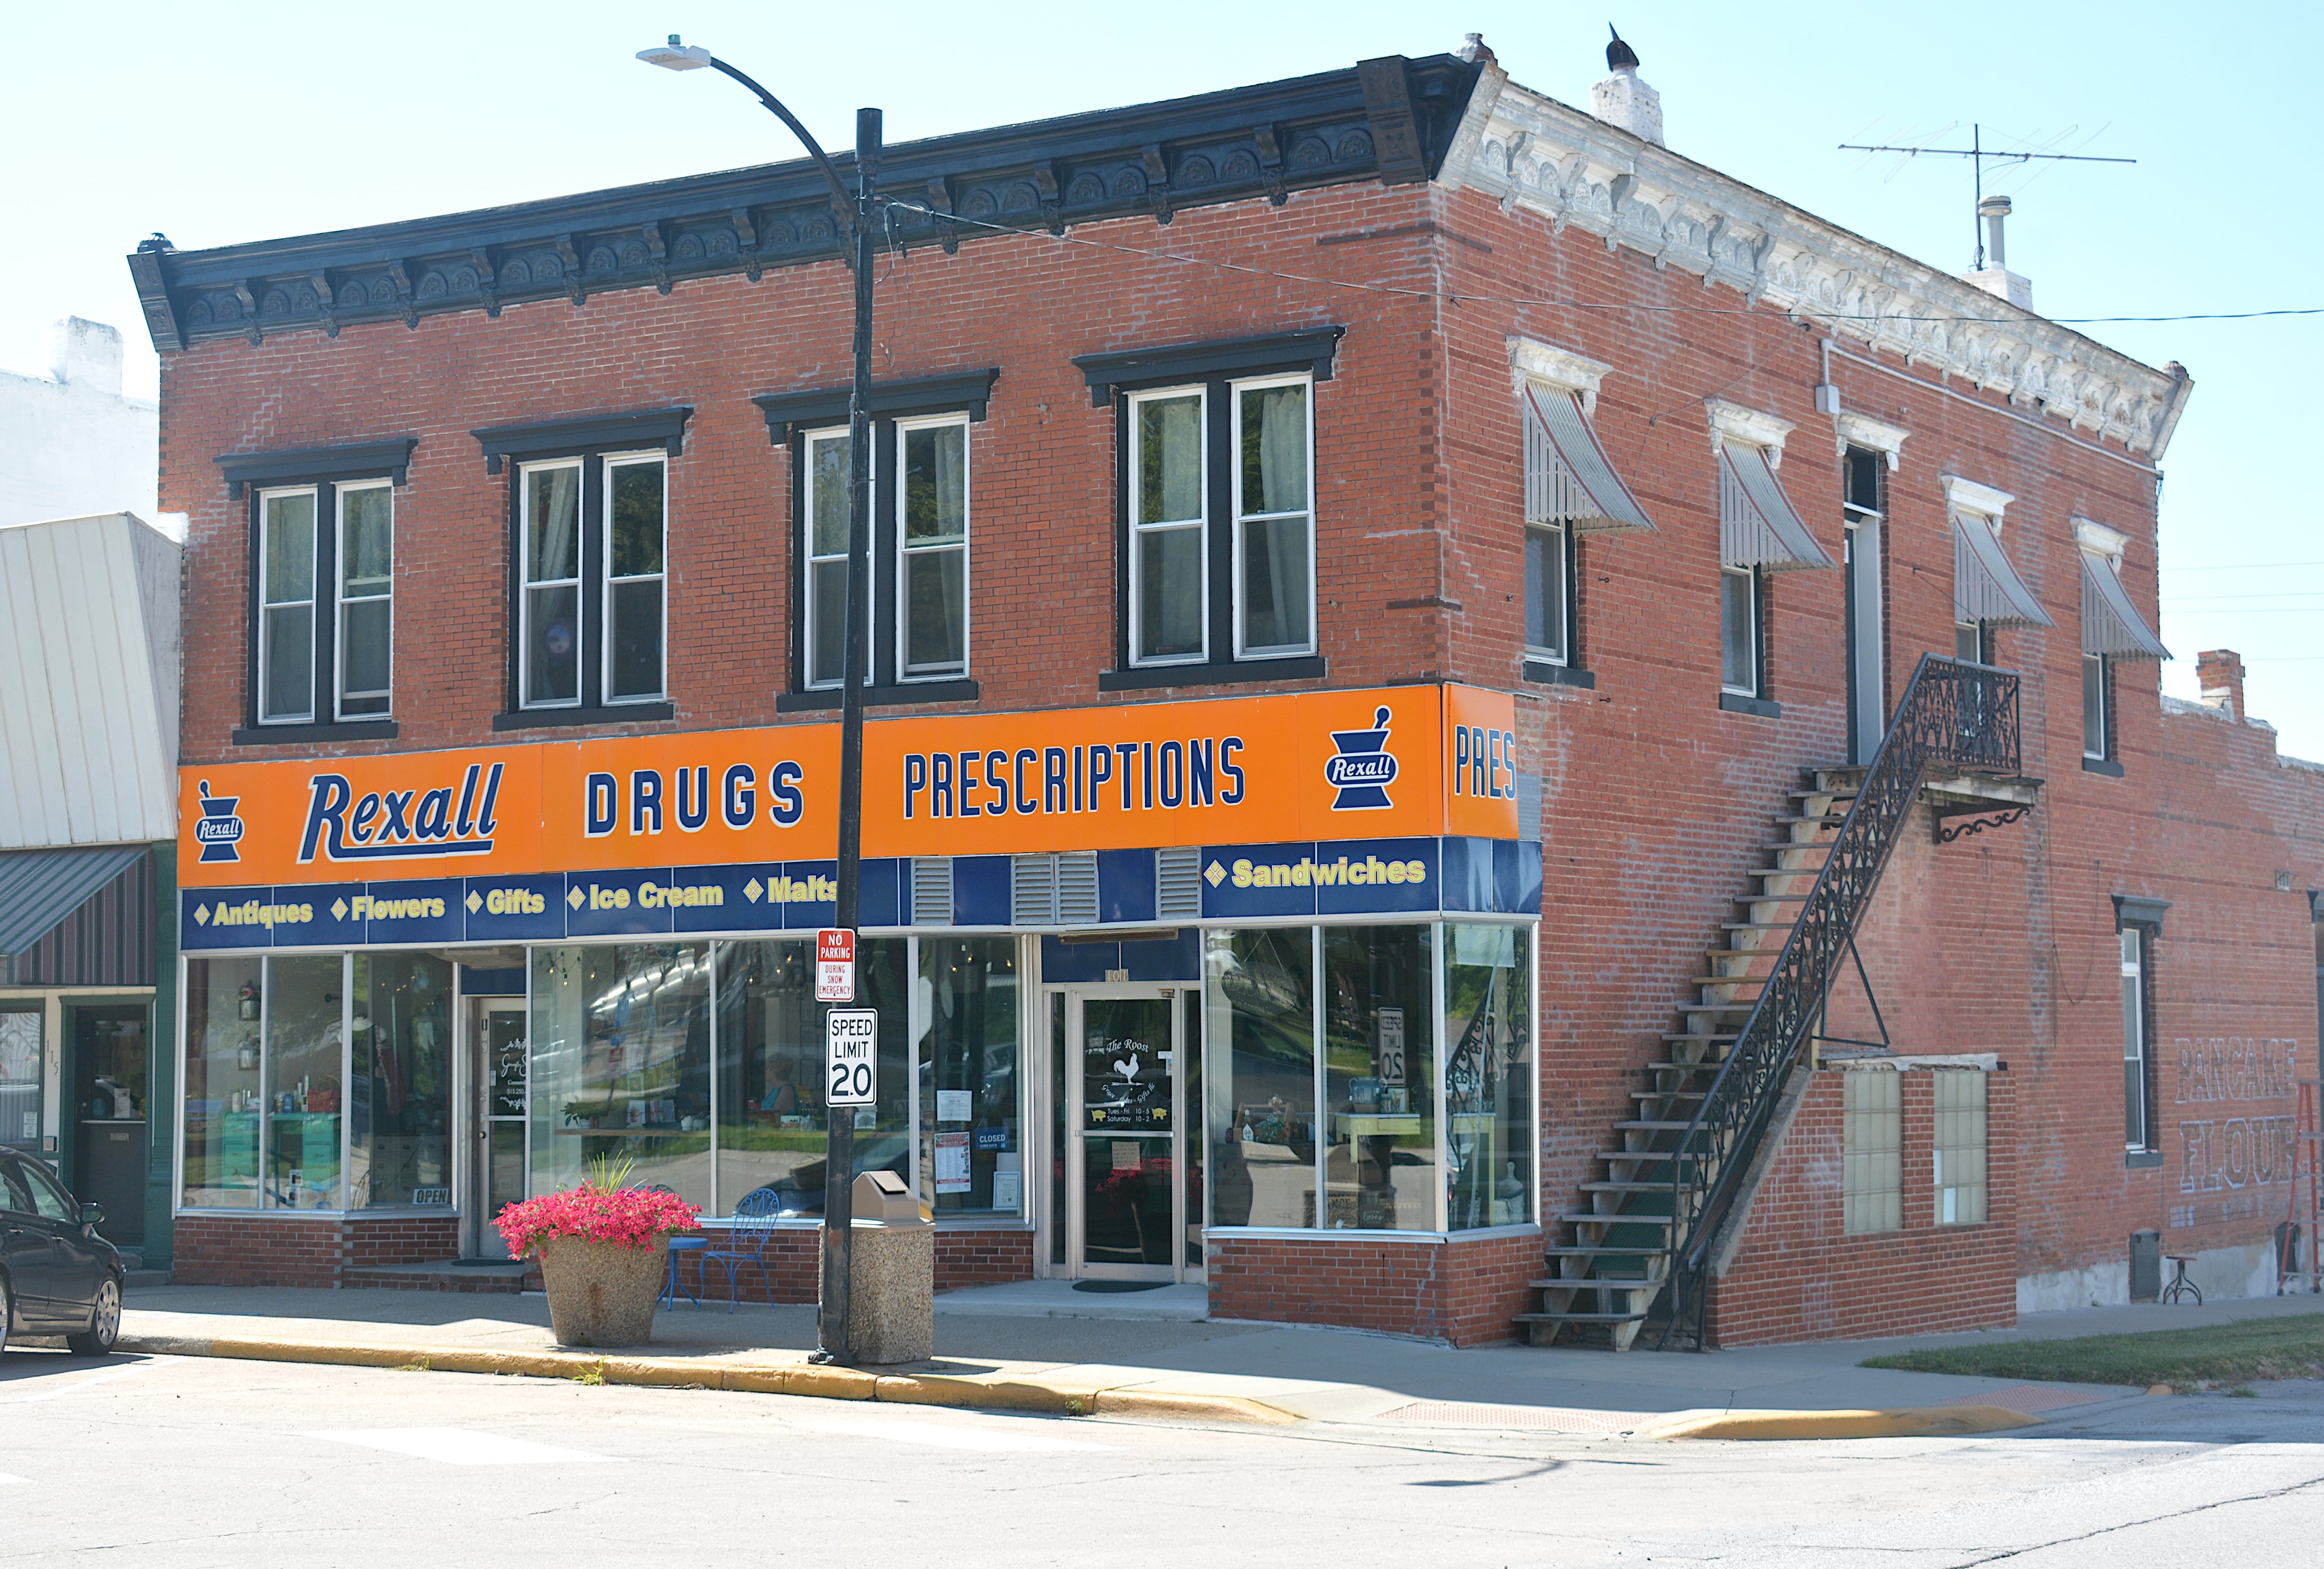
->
[2081,552,2170,660]
[1718,442,1832,570]
[1953,515,2054,629]
[1523,385,1655,534]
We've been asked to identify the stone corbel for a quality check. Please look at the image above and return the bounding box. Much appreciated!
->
[1254,125,1287,206]
[1142,145,1173,226]
[386,262,418,329]
[1705,398,1795,465]
[310,272,340,338]
[1508,336,1613,416]
[640,223,672,294]
[922,179,959,255]
[1033,161,1063,235]
[1835,410,1909,469]
[232,280,263,345]
[728,211,763,281]
[555,235,586,305]
[470,249,501,318]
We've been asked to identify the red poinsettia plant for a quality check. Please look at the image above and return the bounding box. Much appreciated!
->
[495,1155,700,1258]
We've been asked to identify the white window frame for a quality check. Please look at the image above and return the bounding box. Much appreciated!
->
[2121,926,2151,1151]
[1720,564,1760,697]
[333,479,394,722]
[2083,653,2110,760]
[802,426,864,691]
[1525,516,1571,666]
[1127,384,1210,668]
[1228,371,1317,661]
[256,484,319,725]
[600,449,669,705]
[894,412,972,683]
[518,458,585,710]
[1932,1070,1988,1226]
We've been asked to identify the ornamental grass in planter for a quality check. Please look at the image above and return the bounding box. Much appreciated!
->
[495,1157,700,1348]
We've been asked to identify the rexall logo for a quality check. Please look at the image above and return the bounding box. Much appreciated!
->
[1324,705,1398,811]
[192,779,244,863]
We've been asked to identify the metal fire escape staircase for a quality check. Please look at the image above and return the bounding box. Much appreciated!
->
[1519,656,2032,1350]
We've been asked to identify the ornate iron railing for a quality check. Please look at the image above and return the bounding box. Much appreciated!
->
[1659,655,2020,1347]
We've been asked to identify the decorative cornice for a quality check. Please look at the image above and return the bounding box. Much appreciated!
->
[1705,399,1795,463]
[1940,474,2014,525]
[472,408,692,475]
[1507,336,1612,414]
[215,437,416,499]
[754,370,1000,443]
[2073,516,2130,559]
[1438,68,2187,459]
[1834,410,1908,468]
[1073,327,1343,407]
[128,56,1478,353]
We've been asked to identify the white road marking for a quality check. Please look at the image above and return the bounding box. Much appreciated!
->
[798,1419,1114,1453]
[13,1359,164,1404]
[0,1473,27,1485]
[303,1428,619,1466]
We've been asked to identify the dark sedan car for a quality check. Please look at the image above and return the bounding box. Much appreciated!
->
[0,1147,124,1357]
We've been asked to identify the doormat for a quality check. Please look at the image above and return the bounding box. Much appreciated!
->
[1071,1280,1171,1293]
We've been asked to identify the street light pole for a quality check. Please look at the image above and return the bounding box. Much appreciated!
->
[637,36,878,1365]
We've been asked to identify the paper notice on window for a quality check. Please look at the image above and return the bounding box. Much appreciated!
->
[992,1172,1021,1208]
[937,1089,973,1124]
[1112,1140,1142,1172]
[935,1130,972,1193]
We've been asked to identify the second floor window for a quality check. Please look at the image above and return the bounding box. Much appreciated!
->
[799,413,973,691]
[519,452,666,709]
[256,480,395,725]
[1129,375,1313,666]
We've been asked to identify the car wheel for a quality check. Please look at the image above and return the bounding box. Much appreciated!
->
[67,1277,120,1357]
[0,1275,11,1358]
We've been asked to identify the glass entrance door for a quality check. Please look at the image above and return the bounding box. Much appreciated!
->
[1067,991,1186,1281]
[469,999,528,1259]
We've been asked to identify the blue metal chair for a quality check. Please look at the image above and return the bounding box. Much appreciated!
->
[645,1184,705,1311]
[701,1186,784,1312]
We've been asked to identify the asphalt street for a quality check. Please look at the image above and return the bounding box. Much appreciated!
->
[3,1345,2321,1567]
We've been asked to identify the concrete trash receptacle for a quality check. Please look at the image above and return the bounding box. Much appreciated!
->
[819,1170,933,1364]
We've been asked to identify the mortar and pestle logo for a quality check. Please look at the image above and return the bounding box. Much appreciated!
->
[194,779,246,863]
[1324,706,1399,811]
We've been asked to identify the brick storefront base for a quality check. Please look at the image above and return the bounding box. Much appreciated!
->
[1206,1228,1543,1345]
[1706,1068,2019,1347]
[172,1213,461,1288]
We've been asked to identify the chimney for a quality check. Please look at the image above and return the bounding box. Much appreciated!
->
[2197,650,2247,719]
[1591,26,1664,146]
[1455,32,1496,65]
[46,316,124,397]
[1964,195,2034,311]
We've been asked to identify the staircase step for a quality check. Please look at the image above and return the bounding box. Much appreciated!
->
[1758,838,1837,850]
[1676,1002,1758,1014]
[1772,813,1845,826]
[1611,1120,1699,1132]
[1689,976,1769,988]
[1787,786,1859,800]
[1544,1244,1666,1258]
[1514,1311,1648,1325]
[1721,921,1798,933]
[1628,1088,1707,1100]
[1531,1279,1657,1293]
[1579,1180,1676,1194]
[1558,1212,1674,1228]
[1658,1032,1739,1043]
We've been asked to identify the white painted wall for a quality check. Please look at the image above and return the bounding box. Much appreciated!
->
[0,318,165,534]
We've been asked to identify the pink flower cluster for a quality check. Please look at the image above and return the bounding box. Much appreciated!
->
[495,1185,701,1257]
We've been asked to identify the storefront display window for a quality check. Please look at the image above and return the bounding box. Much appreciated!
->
[529,943,712,1208]
[1445,923,1533,1230]
[0,1008,40,1150]
[350,953,453,1209]
[917,937,1020,1218]
[1204,927,1316,1228]
[260,956,343,1209]
[712,936,910,1217]
[1322,925,1434,1232]
[181,956,264,1207]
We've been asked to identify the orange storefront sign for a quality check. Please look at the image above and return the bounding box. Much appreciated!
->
[179,684,1519,888]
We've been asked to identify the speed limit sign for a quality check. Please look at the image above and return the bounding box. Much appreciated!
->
[825,1009,878,1106]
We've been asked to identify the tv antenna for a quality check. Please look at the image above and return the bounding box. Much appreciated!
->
[1838,125,2134,270]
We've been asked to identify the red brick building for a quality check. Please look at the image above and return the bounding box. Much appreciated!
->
[131,37,2321,1346]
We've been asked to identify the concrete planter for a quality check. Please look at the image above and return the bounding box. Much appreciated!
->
[539,1235,668,1348]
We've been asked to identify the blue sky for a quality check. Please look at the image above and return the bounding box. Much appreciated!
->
[6,1,2316,752]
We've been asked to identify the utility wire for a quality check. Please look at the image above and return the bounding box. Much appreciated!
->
[873,198,2321,328]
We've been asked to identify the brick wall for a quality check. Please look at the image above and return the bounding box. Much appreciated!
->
[1707,1068,2019,1347]
[172,1212,459,1287]
[1207,1227,1540,1345]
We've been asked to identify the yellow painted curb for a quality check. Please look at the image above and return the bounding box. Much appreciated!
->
[117,1334,1291,1424]
[1649,1404,2044,1441]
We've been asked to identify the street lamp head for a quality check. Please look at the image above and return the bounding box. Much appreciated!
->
[637,34,713,71]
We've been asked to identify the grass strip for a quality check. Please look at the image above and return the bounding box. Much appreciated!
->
[1861,1313,2324,1387]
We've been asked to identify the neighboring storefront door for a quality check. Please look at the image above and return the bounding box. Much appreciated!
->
[468,998,528,1259]
[1066,988,1186,1282]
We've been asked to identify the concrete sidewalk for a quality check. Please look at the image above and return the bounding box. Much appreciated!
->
[105,1280,2320,1436]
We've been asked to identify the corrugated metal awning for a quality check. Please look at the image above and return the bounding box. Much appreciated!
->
[1523,386,1656,534]
[1718,442,1833,570]
[0,844,148,957]
[1954,516,2055,630]
[2081,552,2170,660]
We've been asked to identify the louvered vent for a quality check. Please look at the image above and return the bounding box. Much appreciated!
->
[910,857,954,927]
[1055,851,1100,926]
[1156,845,1203,921]
[1010,854,1056,925]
